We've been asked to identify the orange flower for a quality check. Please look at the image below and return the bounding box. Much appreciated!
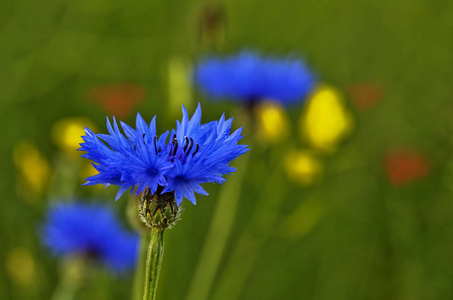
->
[87,84,145,118]
[384,149,430,186]
[347,82,384,111]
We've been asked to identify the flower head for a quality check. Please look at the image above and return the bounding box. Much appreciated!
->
[384,149,430,186]
[41,202,138,272]
[285,150,323,185]
[300,86,353,152]
[79,104,248,205]
[255,101,290,143]
[194,51,316,105]
[87,84,145,118]
[13,141,51,193]
[51,117,96,156]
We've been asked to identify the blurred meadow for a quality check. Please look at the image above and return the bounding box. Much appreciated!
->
[2,0,453,299]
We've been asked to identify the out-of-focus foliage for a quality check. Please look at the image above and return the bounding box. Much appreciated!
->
[1,0,453,299]
[167,56,194,116]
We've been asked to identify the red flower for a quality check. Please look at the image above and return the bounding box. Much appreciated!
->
[384,149,430,186]
[87,84,145,118]
[347,82,384,111]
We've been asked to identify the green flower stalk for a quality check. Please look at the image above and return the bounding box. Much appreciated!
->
[143,227,165,300]
[139,188,181,300]
[132,231,150,300]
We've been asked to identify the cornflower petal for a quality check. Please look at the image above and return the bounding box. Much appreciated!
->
[40,202,138,272]
[195,51,317,105]
[79,104,248,204]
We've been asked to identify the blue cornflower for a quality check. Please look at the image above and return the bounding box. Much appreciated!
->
[194,51,317,105]
[79,104,248,205]
[41,202,138,272]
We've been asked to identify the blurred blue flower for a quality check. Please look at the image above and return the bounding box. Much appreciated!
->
[79,104,248,205]
[41,202,138,272]
[194,51,316,105]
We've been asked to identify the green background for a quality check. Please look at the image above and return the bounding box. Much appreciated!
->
[1,0,452,299]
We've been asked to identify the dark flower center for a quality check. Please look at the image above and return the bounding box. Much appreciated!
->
[84,247,101,261]
[147,168,159,176]
[168,135,200,163]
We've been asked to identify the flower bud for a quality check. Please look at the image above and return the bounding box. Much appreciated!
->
[139,188,182,229]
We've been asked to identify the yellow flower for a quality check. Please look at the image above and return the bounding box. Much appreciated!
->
[300,85,353,152]
[7,247,37,287]
[13,141,51,193]
[52,117,96,156]
[285,150,323,185]
[81,161,98,179]
[255,101,290,143]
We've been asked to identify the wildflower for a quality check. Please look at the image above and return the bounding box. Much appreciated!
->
[7,247,36,287]
[87,84,145,118]
[255,101,290,143]
[300,85,353,152]
[13,141,51,193]
[194,51,316,105]
[347,82,384,111]
[52,117,96,156]
[384,149,430,186]
[285,150,323,185]
[41,202,138,272]
[79,104,248,205]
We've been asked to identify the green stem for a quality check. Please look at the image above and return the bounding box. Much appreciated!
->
[51,257,86,300]
[143,227,165,300]
[51,280,77,300]
[132,230,151,300]
[185,155,250,300]
[212,148,287,300]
